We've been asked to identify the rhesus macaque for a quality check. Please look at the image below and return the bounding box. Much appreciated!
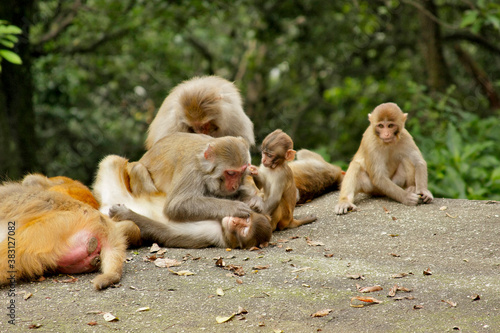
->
[334,103,433,215]
[251,130,317,231]
[289,149,344,204]
[93,155,272,249]
[146,76,255,149]
[137,132,262,222]
[0,175,136,290]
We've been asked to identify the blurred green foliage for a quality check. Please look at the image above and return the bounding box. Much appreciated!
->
[2,0,500,200]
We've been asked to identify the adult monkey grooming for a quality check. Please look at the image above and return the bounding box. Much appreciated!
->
[251,130,317,230]
[145,76,255,149]
[93,155,272,249]
[335,103,433,215]
[138,132,262,222]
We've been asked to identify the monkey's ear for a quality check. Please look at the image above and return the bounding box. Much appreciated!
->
[285,149,296,162]
[368,113,372,121]
[203,144,216,161]
[403,113,408,121]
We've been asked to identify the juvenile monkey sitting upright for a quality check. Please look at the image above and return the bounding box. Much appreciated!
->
[335,102,433,215]
[251,130,317,231]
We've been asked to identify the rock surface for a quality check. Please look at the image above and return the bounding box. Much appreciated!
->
[2,192,499,332]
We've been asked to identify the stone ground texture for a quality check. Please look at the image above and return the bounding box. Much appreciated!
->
[1,192,499,332]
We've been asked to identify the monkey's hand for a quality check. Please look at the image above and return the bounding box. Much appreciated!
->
[246,195,264,213]
[248,165,259,176]
[109,204,132,221]
[403,191,420,206]
[225,201,254,218]
[418,189,433,204]
[334,201,357,215]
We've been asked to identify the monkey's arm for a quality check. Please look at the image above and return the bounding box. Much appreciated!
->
[164,182,253,222]
[409,150,433,203]
[335,160,364,215]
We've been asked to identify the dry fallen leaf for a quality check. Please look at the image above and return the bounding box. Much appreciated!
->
[413,305,423,309]
[215,258,225,267]
[423,267,433,275]
[346,274,365,280]
[356,284,383,293]
[224,264,245,276]
[23,292,33,300]
[249,246,260,251]
[252,265,270,270]
[87,321,98,326]
[237,306,248,315]
[393,295,415,301]
[235,279,243,284]
[216,287,225,296]
[350,296,382,308]
[441,299,457,307]
[439,206,448,211]
[311,309,333,317]
[391,273,410,279]
[388,284,412,297]
[169,269,195,276]
[285,248,293,252]
[154,258,182,268]
[103,312,118,322]
[383,206,390,213]
[389,253,401,257]
[445,212,457,218]
[136,307,150,312]
[472,294,481,301]
[149,243,161,253]
[28,324,43,329]
[216,313,235,324]
[324,253,334,258]
[306,239,325,246]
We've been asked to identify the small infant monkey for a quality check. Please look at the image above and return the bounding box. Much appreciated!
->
[251,129,317,231]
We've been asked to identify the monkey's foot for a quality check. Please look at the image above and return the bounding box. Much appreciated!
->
[109,204,131,221]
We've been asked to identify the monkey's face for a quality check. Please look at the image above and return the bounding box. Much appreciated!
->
[222,213,271,249]
[374,121,399,144]
[188,121,219,137]
[220,164,247,195]
[261,151,282,169]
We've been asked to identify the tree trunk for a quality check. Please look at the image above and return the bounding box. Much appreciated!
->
[0,0,38,180]
[417,0,452,92]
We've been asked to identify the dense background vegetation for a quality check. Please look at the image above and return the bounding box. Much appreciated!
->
[1,0,499,200]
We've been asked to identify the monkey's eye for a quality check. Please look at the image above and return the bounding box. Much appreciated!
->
[377,124,384,128]
[388,124,394,128]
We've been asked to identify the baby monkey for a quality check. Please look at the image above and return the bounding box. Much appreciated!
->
[251,129,317,231]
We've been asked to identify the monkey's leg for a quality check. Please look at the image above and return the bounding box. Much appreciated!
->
[91,235,126,290]
[109,204,175,245]
[115,220,142,247]
[279,215,317,230]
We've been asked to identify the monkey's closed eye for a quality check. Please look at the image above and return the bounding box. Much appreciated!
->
[226,171,236,176]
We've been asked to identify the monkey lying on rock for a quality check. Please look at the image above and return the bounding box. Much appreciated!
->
[0,174,134,290]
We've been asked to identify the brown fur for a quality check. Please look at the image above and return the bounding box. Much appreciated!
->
[0,175,136,289]
[93,155,271,249]
[335,103,433,214]
[146,76,255,149]
[139,132,261,222]
[253,130,317,231]
[289,149,344,204]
